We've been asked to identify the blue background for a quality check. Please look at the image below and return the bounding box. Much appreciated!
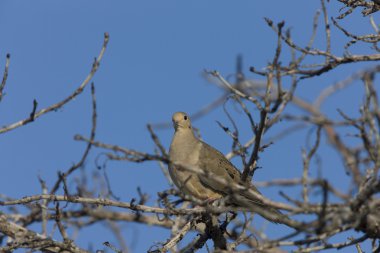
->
[0,1,377,252]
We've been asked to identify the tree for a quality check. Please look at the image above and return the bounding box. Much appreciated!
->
[1,1,380,252]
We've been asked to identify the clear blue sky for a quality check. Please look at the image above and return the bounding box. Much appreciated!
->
[0,1,377,252]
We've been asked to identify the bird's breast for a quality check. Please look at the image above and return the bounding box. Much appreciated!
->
[169,134,201,166]
[169,144,201,166]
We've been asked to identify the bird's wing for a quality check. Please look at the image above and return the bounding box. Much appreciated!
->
[197,141,241,194]
[197,142,285,223]
[197,142,270,205]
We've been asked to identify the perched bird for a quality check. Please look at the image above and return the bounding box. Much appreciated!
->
[168,111,283,223]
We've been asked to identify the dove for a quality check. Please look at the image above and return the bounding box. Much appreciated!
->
[168,111,283,223]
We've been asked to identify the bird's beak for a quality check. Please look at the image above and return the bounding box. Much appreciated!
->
[173,120,179,131]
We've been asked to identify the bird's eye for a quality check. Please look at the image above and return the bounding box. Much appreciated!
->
[184,115,188,120]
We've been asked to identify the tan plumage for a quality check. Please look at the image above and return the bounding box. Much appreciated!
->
[169,112,283,223]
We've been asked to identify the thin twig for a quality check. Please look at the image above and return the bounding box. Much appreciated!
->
[0,53,10,101]
[0,33,109,134]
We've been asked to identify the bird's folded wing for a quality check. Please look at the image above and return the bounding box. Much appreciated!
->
[197,142,243,193]
[198,142,274,207]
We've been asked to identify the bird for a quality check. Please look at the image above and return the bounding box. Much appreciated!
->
[168,111,284,223]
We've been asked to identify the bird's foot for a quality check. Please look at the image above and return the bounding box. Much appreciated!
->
[202,197,225,207]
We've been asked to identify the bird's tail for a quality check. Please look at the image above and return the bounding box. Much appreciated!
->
[229,185,287,224]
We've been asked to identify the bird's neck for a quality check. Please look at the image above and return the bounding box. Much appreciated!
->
[169,129,200,165]
[170,129,199,159]
[173,128,197,143]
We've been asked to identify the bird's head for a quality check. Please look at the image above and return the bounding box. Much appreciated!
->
[172,112,191,131]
